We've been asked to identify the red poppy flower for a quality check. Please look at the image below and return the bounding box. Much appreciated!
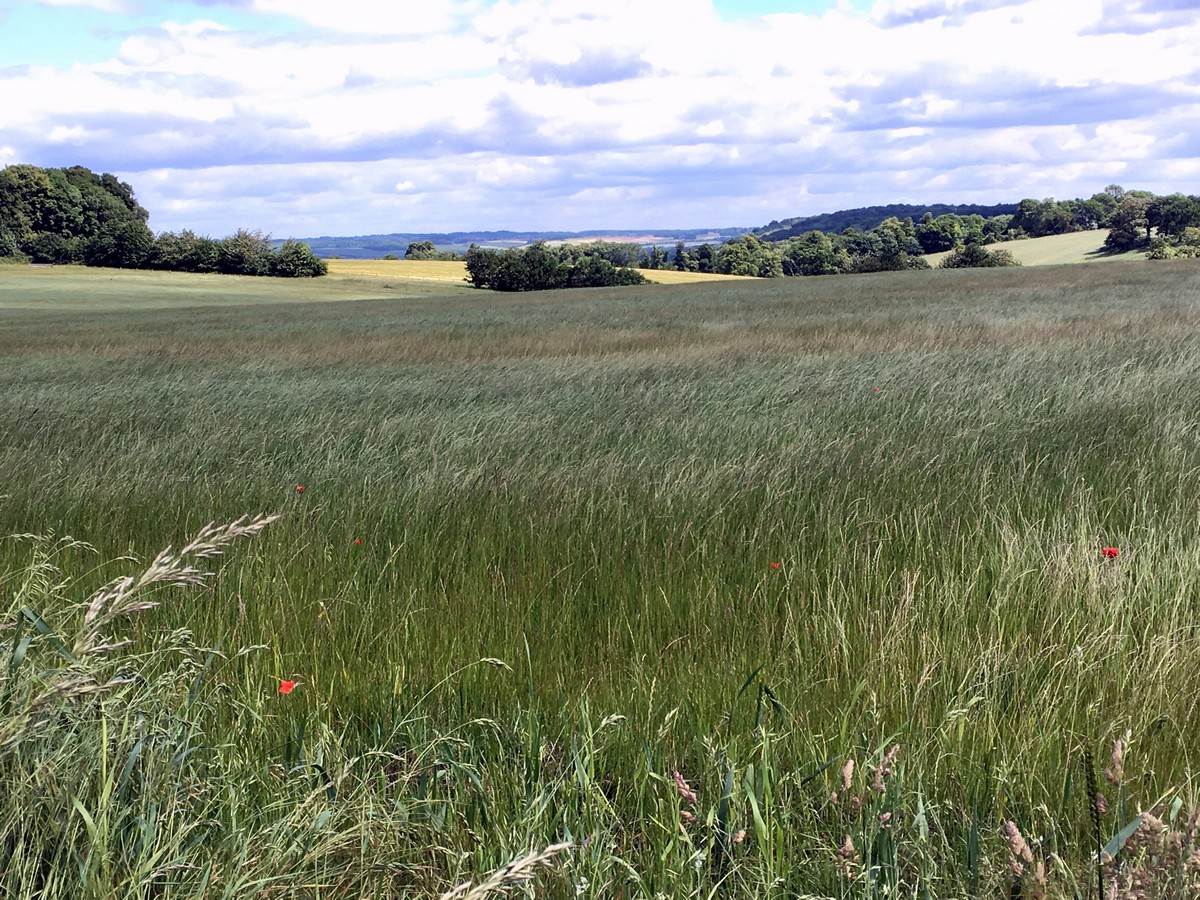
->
[279,679,297,694]
[295,484,305,494]
[354,537,362,545]
[1102,547,1119,559]
[769,561,781,570]
[873,386,880,393]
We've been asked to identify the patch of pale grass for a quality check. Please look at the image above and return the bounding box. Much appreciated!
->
[325,258,472,283]
[0,264,450,310]
[638,268,756,284]
[924,229,1146,267]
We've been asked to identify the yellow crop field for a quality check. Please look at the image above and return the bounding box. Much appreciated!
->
[638,268,755,284]
[326,257,753,286]
[325,258,471,283]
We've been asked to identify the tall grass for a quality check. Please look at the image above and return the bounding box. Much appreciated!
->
[2,261,1200,895]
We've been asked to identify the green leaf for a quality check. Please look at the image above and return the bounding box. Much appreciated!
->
[20,606,79,665]
[71,797,98,842]
[1103,814,1144,860]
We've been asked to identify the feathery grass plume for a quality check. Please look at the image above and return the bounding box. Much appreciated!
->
[1005,821,1048,900]
[73,514,280,657]
[837,834,861,878]
[1106,732,1128,786]
[872,744,900,795]
[1100,808,1200,899]
[1005,820,1034,875]
[672,770,698,806]
[1,516,279,758]
[438,841,572,899]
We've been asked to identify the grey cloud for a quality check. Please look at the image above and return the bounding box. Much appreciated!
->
[504,48,653,87]
[1085,0,1200,34]
[876,0,1022,28]
[835,66,1196,131]
[343,69,376,89]
[10,97,555,171]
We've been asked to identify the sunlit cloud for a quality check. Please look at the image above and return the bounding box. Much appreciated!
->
[3,0,1198,235]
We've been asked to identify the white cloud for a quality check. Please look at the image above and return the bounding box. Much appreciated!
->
[250,0,485,34]
[5,0,1199,234]
[47,125,89,143]
[34,0,133,10]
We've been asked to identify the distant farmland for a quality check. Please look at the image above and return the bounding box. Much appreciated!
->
[325,257,754,284]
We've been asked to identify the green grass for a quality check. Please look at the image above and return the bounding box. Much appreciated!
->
[924,229,1148,267]
[3,261,1200,897]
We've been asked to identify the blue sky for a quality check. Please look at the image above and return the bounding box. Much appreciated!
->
[1,0,1197,237]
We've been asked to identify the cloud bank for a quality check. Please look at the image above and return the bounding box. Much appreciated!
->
[3,0,1198,235]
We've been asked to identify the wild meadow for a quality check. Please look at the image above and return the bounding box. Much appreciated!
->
[2,261,1200,898]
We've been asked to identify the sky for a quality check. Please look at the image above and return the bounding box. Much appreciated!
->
[1,0,1198,237]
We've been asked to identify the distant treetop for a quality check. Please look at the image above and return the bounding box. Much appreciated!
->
[755,203,1020,241]
[0,163,326,277]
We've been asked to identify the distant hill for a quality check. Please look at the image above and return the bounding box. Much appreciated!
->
[755,203,1021,241]
[287,228,750,259]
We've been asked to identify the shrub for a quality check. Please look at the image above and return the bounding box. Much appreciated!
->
[938,243,1022,268]
[464,242,647,292]
[25,231,81,264]
[272,239,327,277]
[82,220,154,268]
[149,230,221,273]
[217,228,275,276]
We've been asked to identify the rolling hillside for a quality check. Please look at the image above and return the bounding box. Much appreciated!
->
[925,229,1147,267]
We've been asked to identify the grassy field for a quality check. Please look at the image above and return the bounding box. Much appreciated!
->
[924,229,1147,267]
[326,257,754,285]
[3,260,1200,897]
[0,260,473,310]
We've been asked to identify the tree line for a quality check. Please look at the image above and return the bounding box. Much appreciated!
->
[660,185,1200,279]
[652,217,1019,278]
[464,241,649,291]
[0,164,325,277]
[421,184,1200,291]
[757,201,1020,242]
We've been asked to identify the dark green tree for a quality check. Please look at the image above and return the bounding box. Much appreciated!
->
[0,225,24,260]
[672,241,690,271]
[150,230,220,272]
[218,228,275,275]
[464,244,501,289]
[917,214,961,253]
[273,240,327,277]
[26,232,81,264]
[83,219,153,268]
[937,243,1021,268]
[1103,194,1153,252]
[1147,194,1200,238]
[779,231,847,276]
[1011,198,1076,237]
[464,242,647,291]
[404,240,438,259]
